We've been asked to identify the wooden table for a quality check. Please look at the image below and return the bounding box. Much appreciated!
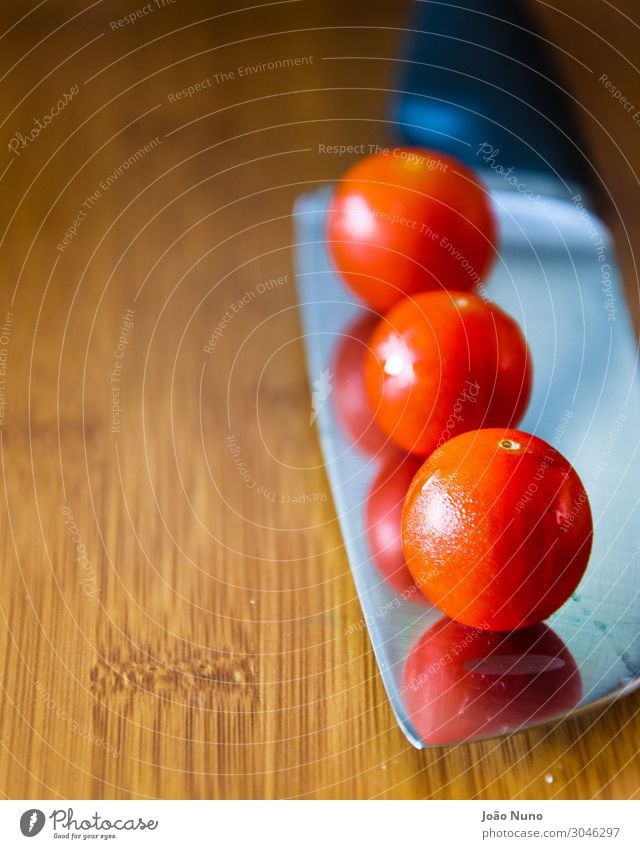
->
[1,0,639,799]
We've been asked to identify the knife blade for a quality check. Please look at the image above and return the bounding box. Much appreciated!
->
[293,0,640,746]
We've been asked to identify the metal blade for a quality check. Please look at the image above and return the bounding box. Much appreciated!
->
[294,184,640,747]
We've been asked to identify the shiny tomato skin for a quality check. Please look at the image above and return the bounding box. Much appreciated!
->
[366,453,424,595]
[364,291,531,456]
[326,149,498,313]
[402,428,593,631]
[402,617,582,744]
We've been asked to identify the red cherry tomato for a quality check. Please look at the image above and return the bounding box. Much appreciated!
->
[327,148,498,312]
[364,291,531,456]
[331,313,390,457]
[402,428,594,631]
[402,617,582,744]
[365,453,425,595]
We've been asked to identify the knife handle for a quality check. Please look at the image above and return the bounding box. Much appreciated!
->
[391,0,589,187]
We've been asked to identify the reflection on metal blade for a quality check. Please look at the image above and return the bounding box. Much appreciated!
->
[294,185,640,747]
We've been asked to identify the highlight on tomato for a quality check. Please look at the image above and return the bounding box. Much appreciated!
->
[364,291,531,457]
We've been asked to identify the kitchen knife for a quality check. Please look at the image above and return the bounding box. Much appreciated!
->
[294,0,640,747]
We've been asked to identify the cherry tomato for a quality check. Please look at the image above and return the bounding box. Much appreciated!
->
[327,148,498,312]
[402,428,593,631]
[366,453,425,595]
[331,313,390,457]
[402,617,582,744]
[364,291,531,456]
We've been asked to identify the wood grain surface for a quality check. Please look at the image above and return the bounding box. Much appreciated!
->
[0,0,639,800]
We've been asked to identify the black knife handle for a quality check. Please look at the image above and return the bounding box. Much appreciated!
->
[391,0,589,186]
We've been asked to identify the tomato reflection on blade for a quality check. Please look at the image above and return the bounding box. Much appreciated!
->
[402,617,582,745]
[331,313,393,457]
[366,452,425,595]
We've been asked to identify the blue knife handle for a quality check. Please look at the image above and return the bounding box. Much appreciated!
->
[392,0,589,186]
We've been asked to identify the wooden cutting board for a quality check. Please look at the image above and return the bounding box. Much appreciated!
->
[0,0,639,799]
